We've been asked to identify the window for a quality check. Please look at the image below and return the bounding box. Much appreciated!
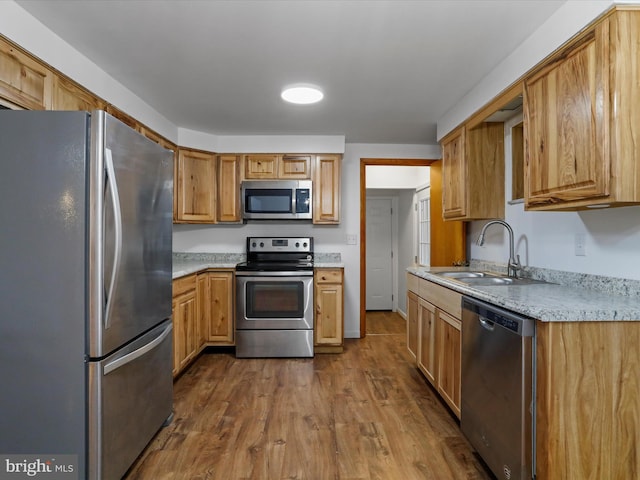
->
[417,187,430,266]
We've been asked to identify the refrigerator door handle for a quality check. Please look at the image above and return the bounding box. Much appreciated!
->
[104,148,122,330]
[103,323,173,375]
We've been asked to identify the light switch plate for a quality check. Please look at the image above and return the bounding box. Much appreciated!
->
[346,234,357,245]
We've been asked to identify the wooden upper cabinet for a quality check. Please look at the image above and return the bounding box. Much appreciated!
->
[524,24,608,209]
[442,127,466,219]
[441,124,504,221]
[0,39,52,110]
[217,154,242,222]
[313,154,341,224]
[176,148,216,223]
[524,9,640,210]
[280,155,311,179]
[51,74,106,111]
[244,154,279,179]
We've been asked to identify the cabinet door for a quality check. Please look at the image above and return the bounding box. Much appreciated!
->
[206,272,234,344]
[176,149,216,223]
[51,75,106,111]
[524,26,608,208]
[279,155,311,179]
[406,291,419,361]
[315,274,344,347]
[417,299,437,385]
[244,154,279,179]
[313,154,341,224]
[0,39,52,110]
[196,273,210,349]
[437,310,461,418]
[442,127,466,219]
[173,289,197,374]
[217,155,242,222]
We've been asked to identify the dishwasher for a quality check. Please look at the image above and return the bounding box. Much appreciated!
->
[461,296,535,480]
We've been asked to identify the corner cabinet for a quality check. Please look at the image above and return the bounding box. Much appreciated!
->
[313,154,341,224]
[176,148,216,223]
[524,8,640,210]
[314,268,344,352]
[441,123,505,221]
[407,273,462,418]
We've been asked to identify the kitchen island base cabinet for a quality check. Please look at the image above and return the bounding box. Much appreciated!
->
[314,268,344,353]
[536,321,640,480]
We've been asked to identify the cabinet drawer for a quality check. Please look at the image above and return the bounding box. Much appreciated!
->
[407,273,419,294]
[419,279,462,319]
[173,274,196,297]
[315,268,343,284]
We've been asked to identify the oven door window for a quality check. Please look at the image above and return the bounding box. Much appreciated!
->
[246,281,304,318]
[245,189,293,214]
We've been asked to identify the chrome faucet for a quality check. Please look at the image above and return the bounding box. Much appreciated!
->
[476,220,522,278]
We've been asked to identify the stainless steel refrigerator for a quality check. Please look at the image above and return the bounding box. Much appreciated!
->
[0,110,174,479]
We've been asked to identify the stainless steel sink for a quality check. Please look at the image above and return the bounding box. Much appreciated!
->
[459,276,550,286]
[434,271,494,279]
[434,270,551,286]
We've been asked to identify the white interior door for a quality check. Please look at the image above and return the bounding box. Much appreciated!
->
[366,198,393,310]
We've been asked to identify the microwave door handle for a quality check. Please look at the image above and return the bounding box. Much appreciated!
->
[103,148,123,330]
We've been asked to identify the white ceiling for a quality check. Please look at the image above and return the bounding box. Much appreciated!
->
[16,0,566,144]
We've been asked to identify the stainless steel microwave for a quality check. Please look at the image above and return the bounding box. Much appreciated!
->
[241,180,312,220]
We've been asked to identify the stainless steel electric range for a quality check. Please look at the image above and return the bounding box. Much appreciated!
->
[235,237,314,358]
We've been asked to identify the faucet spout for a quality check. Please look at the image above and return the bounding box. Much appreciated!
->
[477,220,522,278]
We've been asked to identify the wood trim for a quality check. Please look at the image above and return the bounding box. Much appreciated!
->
[467,81,523,129]
[359,158,435,338]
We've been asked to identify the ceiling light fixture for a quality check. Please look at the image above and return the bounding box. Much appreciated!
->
[281,84,324,105]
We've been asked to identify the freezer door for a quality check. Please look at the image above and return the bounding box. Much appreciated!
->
[88,320,173,480]
[89,111,174,357]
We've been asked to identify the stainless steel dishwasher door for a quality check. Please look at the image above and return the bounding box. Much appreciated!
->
[461,297,535,480]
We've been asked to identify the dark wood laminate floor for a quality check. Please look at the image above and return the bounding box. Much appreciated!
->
[125,313,492,479]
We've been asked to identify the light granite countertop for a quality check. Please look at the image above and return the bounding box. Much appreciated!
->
[408,263,640,322]
[172,252,343,279]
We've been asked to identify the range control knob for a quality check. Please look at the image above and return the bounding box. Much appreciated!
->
[260,242,264,248]
[295,242,300,248]
[251,242,257,248]
[303,242,308,248]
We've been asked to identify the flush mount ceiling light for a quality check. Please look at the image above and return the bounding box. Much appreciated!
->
[281,84,324,105]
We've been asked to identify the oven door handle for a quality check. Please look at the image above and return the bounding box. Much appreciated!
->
[235,270,314,277]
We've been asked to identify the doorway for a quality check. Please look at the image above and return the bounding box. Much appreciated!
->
[359,158,435,338]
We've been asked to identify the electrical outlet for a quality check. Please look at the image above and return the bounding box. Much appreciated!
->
[346,234,357,245]
[574,233,586,256]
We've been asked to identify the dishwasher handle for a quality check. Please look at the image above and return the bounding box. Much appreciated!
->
[479,316,495,331]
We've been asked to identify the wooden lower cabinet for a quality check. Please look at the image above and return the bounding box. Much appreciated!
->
[536,320,640,479]
[416,298,437,385]
[436,310,461,417]
[408,273,462,418]
[172,274,198,377]
[201,270,234,344]
[173,270,234,377]
[406,291,419,360]
[314,268,344,352]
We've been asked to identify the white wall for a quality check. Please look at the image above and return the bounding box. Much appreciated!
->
[366,166,430,189]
